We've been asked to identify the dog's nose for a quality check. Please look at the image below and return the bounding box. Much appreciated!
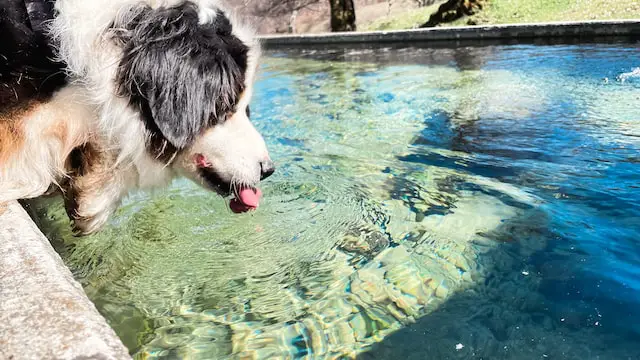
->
[260,160,275,180]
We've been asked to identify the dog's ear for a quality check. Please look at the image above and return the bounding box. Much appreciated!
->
[111,2,249,149]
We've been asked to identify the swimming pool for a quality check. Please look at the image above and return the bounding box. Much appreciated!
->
[31,42,640,359]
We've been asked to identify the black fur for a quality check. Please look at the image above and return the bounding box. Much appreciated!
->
[199,167,231,196]
[0,0,66,112]
[112,1,250,156]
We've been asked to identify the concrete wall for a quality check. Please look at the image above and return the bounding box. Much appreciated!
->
[0,201,131,360]
[258,20,640,46]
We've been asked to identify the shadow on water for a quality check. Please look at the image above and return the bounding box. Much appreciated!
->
[362,144,640,357]
[358,207,640,360]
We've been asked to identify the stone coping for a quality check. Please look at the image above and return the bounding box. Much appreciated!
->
[258,20,640,46]
[0,201,131,360]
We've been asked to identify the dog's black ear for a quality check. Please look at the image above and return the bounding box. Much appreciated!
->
[111,2,249,149]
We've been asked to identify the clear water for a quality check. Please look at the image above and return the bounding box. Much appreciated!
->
[31,42,640,359]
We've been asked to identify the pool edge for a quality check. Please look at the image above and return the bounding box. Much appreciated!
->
[258,20,640,46]
[0,201,131,360]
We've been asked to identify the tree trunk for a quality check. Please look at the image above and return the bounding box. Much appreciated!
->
[288,10,298,33]
[329,0,356,32]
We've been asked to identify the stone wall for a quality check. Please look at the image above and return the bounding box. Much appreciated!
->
[0,201,130,360]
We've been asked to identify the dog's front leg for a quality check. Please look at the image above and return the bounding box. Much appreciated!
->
[62,143,133,236]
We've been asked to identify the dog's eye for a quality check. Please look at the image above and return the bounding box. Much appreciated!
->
[245,106,251,118]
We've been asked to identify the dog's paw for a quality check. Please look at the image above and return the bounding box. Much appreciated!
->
[65,194,115,236]
[70,210,111,236]
[63,181,120,236]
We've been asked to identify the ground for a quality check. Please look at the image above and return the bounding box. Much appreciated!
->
[246,0,640,34]
[296,0,428,34]
[296,0,640,33]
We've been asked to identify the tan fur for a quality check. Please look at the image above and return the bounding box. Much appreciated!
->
[46,119,70,151]
[0,120,23,165]
[0,85,97,203]
[0,101,39,165]
[35,91,93,161]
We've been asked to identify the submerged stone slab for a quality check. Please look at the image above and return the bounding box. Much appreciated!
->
[0,201,130,360]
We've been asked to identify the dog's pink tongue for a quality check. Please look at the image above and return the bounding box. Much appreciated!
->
[239,188,261,207]
[229,188,262,213]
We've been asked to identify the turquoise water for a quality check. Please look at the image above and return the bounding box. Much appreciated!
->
[32,43,640,359]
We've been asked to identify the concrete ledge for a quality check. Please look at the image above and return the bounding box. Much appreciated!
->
[0,201,131,360]
[258,20,640,46]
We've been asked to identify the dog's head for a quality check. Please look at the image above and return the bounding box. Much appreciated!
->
[111,1,272,212]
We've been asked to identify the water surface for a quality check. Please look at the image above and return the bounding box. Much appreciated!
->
[32,42,640,359]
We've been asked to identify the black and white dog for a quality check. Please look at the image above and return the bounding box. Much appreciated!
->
[0,0,274,234]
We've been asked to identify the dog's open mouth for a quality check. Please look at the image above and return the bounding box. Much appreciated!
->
[229,187,262,213]
[199,168,262,213]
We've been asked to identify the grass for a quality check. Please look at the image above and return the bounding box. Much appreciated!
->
[449,0,640,26]
[361,0,640,31]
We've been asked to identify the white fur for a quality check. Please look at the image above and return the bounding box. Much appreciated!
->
[176,109,269,188]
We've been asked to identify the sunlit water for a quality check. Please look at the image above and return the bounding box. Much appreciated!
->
[30,43,640,359]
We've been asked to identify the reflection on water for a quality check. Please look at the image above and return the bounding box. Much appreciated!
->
[30,43,640,359]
